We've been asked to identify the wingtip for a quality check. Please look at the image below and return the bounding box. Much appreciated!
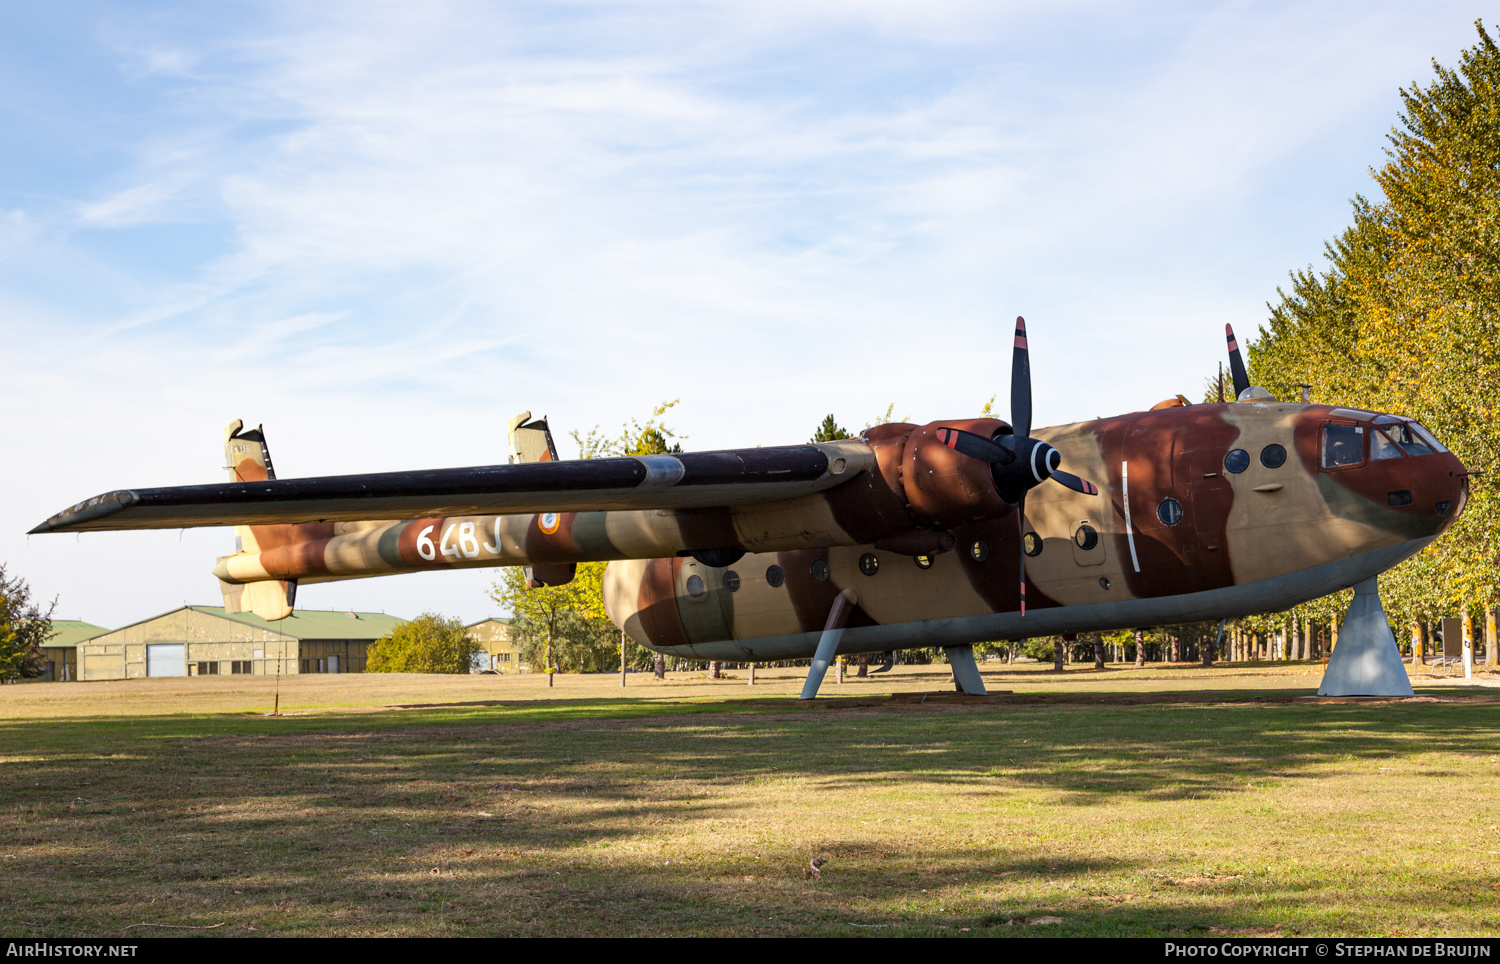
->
[29,490,138,534]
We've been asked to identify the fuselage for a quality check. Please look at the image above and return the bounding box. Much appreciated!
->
[212,400,1468,656]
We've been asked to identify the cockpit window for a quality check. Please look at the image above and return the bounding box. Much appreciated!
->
[1371,428,1405,460]
[1322,424,1364,468]
[1410,422,1449,454]
[1382,423,1435,457]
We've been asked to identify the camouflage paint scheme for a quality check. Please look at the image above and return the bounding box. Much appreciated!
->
[34,399,1467,663]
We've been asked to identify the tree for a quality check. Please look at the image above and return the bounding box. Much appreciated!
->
[493,562,616,680]
[0,564,54,682]
[810,414,850,443]
[1252,21,1500,629]
[494,404,688,679]
[367,612,480,673]
[571,399,685,459]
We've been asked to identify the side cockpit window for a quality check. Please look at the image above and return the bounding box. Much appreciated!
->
[1322,424,1364,468]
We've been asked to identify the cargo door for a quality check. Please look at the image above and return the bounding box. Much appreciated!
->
[674,558,736,645]
[1124,416,1195,570]
[146,644,186,677]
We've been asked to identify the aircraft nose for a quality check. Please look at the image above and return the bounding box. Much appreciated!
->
[1381,449,1468,533]
[1314,416,1469,538]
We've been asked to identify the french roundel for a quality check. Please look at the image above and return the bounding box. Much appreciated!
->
[539,512,561,534]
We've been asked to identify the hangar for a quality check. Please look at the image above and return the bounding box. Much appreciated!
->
[38,621,108,682]
[75,606,405,681]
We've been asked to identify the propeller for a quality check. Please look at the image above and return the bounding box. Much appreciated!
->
[937,316,1100,616]
[1225,324,1251,400]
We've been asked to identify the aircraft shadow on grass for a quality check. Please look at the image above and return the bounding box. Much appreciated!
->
[2,696,1496,934]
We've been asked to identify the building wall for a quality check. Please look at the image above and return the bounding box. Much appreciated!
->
[78,609,299,681]
[297,639,370,675]
[37,647,77,682]
[469,619,525,673]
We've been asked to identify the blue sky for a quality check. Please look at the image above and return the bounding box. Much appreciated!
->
[0,2,1487,625]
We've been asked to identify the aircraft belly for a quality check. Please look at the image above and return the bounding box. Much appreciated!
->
[651,537,1435,660]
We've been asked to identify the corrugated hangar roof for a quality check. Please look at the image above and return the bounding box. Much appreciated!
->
[189,606,405,640]
[44,620,109,649]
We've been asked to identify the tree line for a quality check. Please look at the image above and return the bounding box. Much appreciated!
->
[1246,20,1499,651]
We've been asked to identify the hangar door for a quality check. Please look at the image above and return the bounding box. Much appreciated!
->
[146,644,186,677]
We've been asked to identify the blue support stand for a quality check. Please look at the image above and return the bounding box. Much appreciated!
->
[1317,576,1414,697]
[800,589,858,700]
[946,645,988,695]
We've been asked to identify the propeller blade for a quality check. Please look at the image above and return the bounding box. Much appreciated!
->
[934,426,1011,464]
[1018,490,1027,617]
[1225,324,1251,400]
[1011,316,1032,438]
[1051,470,1099,496]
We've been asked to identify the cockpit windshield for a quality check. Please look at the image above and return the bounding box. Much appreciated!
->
[1385,423,1435,457]
[1324,416,1448,468]
[1410,422,1448,453]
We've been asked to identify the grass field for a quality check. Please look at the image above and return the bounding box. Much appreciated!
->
[2,661,1499,937]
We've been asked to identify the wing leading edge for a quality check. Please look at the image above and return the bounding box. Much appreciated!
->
[31,442,873,534]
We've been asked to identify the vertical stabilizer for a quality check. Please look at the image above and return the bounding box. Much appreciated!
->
[508,411,559,464]
[221,419,297,620]
[507,411,571,588]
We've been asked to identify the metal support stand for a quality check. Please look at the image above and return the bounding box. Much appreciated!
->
[946,645,988,695]
[1317,576,1414,697]
[800,589,858,700]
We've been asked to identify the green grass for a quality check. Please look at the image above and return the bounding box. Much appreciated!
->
[2,663,1498,936]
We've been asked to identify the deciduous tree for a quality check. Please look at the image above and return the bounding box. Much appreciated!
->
[367,612,479,674]
[0,564,53,682]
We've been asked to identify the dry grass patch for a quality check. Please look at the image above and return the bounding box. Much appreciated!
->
[1,665,1498,936]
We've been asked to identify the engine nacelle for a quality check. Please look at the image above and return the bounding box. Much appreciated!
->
[899,418,1013,529]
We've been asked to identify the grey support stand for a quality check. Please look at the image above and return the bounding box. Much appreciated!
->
[1317,576,1415,697]
[946,645,988,695]
[800,589,858,700]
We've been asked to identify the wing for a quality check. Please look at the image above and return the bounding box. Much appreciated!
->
[31,442,873,533]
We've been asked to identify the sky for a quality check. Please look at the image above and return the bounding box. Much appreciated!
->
[0,1,1487,627]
